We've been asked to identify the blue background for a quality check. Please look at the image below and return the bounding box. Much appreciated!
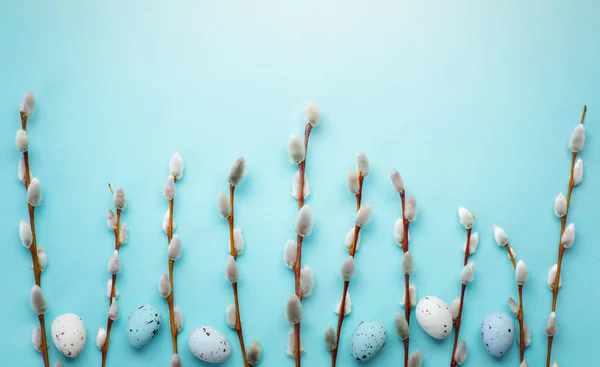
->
[1,1,599,366]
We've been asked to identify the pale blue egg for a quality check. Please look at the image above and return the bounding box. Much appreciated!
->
[350,320,387,362]
[480,312,515,357]
[126,305,162,348]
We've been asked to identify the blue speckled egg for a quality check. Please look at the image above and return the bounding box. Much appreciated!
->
[350,320,387,362]
[126,305,162,348]
[481,312,515,357]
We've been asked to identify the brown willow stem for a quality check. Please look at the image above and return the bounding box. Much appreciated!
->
[518,285,524,362]
[293,123,313,367]
[399,191,412,367]
[101,209,121,367]
[505,244,516,269]
[166,176,178,354]
[450,228,472,367]
[331,176,364,367]
[547,105,586,367]
[21,113,49,367]
[229,185,237,259]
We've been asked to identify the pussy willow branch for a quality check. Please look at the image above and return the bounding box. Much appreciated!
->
[101,187,121,367]
[400,191,411,367]
[450,229,471,367]
[293,123,313,367]
[228,184,249,366]
[503,244,525,363]
[167,177,178,354]
[21,112,49,367]
[547,105,587,367]
[331,174,364,367]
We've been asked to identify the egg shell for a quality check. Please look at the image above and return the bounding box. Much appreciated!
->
[350,320,387,362]
[51,313,86,358]
[481,312,515,357]
[126,305,162,348]
[415,296,453,339]
[188,326,232,363]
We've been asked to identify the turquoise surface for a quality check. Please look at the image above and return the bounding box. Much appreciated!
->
[1,1,599,366]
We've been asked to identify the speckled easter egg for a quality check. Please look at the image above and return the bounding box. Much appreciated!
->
[350,320,387,362]
[126,305,162,348]
[188,326,232,363]
[51,313,86,358]
[481,312,515,357]
[415,296,453,339]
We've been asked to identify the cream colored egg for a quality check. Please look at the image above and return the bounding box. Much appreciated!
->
[415,296,453,339]
[51,313,87,357]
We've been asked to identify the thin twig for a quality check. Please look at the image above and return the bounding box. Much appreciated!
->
[450,229,471,367]
[546,105,587,367]
[502,242,525,362]
[101,208,121,367]
[167,177,178,354]
[399,191,412,367]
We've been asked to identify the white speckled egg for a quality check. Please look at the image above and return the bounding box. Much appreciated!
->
[481,312,515,357]
[51,313,86,358]
[415,296,453,339]
[188,326,232,363]
[350,320,387,362]
[126,305,162,348]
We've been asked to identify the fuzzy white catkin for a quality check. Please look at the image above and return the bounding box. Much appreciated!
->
[408,350,422,367]
[159,274,171,298]
[20,220,33,248]
[164,175,176,200]
[53,361,62,367]
[286,327,304,357]
[450,297,461,320]
[32,326,42,352]
[16,130,29,153]
[225,256,239,283]
[466,232,479,254]
[106,278,119,298]
[37,246,47,272]
[30,285,46,315]
[390,169,405,193]
[228,157,246,186]
[335,292,351,316]
[408,284,417,308]
[355,203,372,227]
[551,363,558,367]
[96,327,107,349]
[573,158,583,185]
[113,187,126,210]
[170,354,182,367]
[295,205,313,237]
[292,170,310,200]
[347,170,360,195]
[162,209,176,233]
[508,297,519,317]
[507,246,516,261]
[226,304,237,329]
[394,218,405,246]
[284,239,297,269]
[218,192,231,218]
[168,235,181,260]
[402,251,413,275]
[454,340,467,365]
[516,260,528,285]
[288,134,305,164]
[519,322,531,347]
[108,298,118,320]
[561,223,575,248]
[356,152,369,176]
[569,124,585,152]
[520,361,529,367]
[119,223,128,245]
[107,210,117,230]
[493,225,508,246]
[233,228,244,254]
[324,326,337,351]
[395,313,410,340]
[547,264,562,289]
[305,103,321,126]
[20,90,36,117]
[545,312,557,336]
[345,227,361,252]
[300,266,314,297]
[286,294,303,324]
[460,262,475,284]
[458,207,473,229]
[246,341,262,366]
[108,250,120,274]
[405,196,417,222]
[174,306,183,332]
[170,153,184,179]
[341,256,355,281]
[18,157,26,183]
[27,178,42,207]
[554,193,567,218]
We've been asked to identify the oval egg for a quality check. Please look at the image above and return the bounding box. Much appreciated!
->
[350,320,387,362]
[126,305,162,348]
[481,312,515,357]
[51,313,86,358]
[188,326,232,363]
[415,296,453,339]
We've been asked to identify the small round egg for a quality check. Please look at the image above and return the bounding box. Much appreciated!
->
[51,313,86,358]
[126,305,162,348]
[481,312,515,357]
[189,326,232,363]
[415,296,453,339]
[350,320,387,362]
